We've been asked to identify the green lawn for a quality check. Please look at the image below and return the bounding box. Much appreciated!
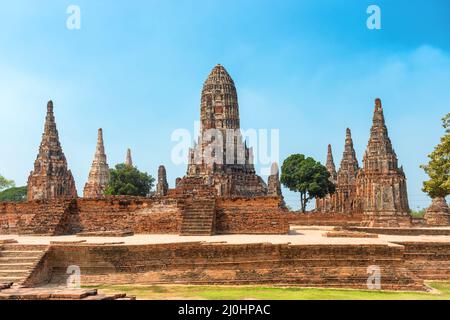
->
[87,282,450,300]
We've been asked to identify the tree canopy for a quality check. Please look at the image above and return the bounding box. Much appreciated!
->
[421,113,450,199]
[0,186,27,202]
[105,163,154,197]
[280,154,335,213]
[0,175,15,191]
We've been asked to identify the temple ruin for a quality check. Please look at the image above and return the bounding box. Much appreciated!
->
[0,66,449,295]
[27,101,77,201]
[179,64,268,197]
[357,99,411,227]
[83,128,110,198]
[316,99,411,227]
[316,129,360,214]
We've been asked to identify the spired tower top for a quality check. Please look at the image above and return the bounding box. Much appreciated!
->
[83,128,110,198]
[375,97,382,111]
[337,128,359,185]
[125,148,133,167]
[363,98,398,173]
[27,100,77,200]
[326,144,337,181]
[200,64,240,132]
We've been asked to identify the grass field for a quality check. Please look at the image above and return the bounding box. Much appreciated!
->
[88,281,450,300]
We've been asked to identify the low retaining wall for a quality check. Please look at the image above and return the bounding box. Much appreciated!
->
[286,212,363,226]
[36,242,423,291]
[215,197,289,234]
[393,241,450,280]
[345,227,450,236]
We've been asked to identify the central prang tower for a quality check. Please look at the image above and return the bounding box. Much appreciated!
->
[182,64,268,197]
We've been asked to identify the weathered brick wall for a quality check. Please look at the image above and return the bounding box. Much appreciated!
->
[0,200,75,235]
[36,242,422,291]
[0,202,35,234]
[393,242,450,280]
[286,212,364,226]
[0,197,184,235]
[74,197,183,234]
[215,197,289,234]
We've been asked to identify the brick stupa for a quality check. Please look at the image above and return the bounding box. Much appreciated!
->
[424,197,450,226]
[83,128,110,198]
[316,130,360,214]
[27,100,77,201]
[316,145,337,213]
[335,128,360,213]
[179,64,268,197]
[356,99,410,227]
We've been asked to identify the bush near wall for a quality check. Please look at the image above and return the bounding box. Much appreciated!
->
[0,186,27,202]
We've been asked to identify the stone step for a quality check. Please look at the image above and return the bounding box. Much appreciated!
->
[180,224,213,229]
[0,257,41,264]
[183,212,215,216]
[180,231,212,235]
[0,276,24,282]
[82,293,127,300]
[0,250,45,258]
[181,220,214,225]
[0,286,133,300]
[0,263,33,271]
[0,270,30,277]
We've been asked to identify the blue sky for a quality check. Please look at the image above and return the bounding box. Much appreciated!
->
[0,0,449,210]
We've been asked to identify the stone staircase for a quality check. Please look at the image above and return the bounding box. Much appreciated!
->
[0,244,49,286]
[180,197,216,236]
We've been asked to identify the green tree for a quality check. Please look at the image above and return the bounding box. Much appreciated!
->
[281,154,335,213]
[421,113,450,199]
[0,175,15,191]
[105,163,154,196]
[0,186,27,202]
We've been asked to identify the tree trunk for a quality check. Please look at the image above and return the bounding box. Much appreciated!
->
[300,192,306,213]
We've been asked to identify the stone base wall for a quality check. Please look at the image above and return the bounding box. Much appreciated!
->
[0,200,75,235]
[361,211,412,228]
[74,197,183,234]
[0,195,289,235]
[286,212,364,226]
[39,242,422,291]
[394,242,450,280]
[215,197,289,234]
[0,197,183,235]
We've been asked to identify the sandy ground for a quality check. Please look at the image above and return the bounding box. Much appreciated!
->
[1,226,450,246]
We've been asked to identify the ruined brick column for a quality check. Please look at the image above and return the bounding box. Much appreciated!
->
[326,144,338,182]
[316,144,337,213]
[424,197,450,226]
[125,148,133,167]
[356,99,411,227]
[156,165,169,196]
[83,128,110,198]
[335,128,360,214]
[27,100,77,201]
[267,162,282,197]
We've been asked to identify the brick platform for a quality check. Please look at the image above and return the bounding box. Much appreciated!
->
[1,226,449,292]
[1,195,289,236]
